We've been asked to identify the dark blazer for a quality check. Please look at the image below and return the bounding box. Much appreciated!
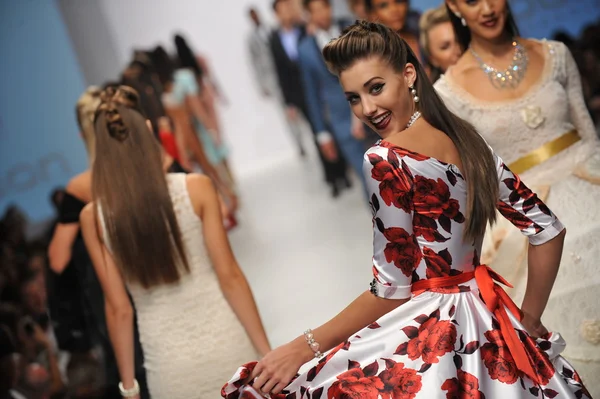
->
[269,25,309,112]
[298,20,353,140]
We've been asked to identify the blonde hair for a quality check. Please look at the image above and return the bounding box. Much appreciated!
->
[75,86,102,164]
[418,5,451,60]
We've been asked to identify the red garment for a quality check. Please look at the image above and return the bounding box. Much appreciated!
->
[159,130,180,162]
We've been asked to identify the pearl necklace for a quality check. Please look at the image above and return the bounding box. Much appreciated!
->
[469,40,528,89]
[406,111,421,129]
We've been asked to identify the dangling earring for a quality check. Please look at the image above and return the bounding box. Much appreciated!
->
[410,85,419,103]
[455,12,467,27]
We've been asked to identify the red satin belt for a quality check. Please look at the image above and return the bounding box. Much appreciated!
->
[411,265,540,384]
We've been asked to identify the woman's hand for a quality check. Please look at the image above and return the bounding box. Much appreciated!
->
[521,311,548,339]
[32,323,51,349]
[251,337,311,395]
[224,188,239,215]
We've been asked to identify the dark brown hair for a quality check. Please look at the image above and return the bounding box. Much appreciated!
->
[92,85,190,288]
[446,2,519,51]
[323,21,498,240]
[303,0,329,9]
[149,46,175,88]
[365,0,408,13]
[174,34,204,80]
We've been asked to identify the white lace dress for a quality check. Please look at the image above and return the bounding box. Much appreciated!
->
[101,174,256,398]
[435,39,600,396]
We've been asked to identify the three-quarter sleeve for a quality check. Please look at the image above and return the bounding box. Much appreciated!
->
[365,146,419,300]
[494,152,564,245]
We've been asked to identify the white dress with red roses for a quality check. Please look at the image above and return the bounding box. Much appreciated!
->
[222,141,591,399]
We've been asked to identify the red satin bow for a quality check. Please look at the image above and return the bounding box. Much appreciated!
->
[411,264,540,384]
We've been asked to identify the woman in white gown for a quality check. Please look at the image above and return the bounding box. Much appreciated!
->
[79,86,271,398]
[434,0,600,395]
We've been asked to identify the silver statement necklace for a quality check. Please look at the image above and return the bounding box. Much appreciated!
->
[406,111,421,129]
[469,40,528,89]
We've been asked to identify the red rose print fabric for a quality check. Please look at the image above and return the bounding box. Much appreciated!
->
[222,143,588,398]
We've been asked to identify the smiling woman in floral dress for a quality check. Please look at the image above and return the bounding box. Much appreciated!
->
[221,21,590,399]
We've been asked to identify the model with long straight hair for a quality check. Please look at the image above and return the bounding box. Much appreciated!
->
[80,86,270,399]
[174,34,235,185]
[435,1,599,393]
[221,21,590,398]
[48,84,197,398]
[149,45,239,227]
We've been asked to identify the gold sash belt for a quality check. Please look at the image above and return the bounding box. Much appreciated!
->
[508,130,580,175]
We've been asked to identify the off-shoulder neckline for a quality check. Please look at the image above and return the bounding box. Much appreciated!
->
[376,140,466,182]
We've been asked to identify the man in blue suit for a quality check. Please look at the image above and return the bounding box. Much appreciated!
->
[298,0,369,195]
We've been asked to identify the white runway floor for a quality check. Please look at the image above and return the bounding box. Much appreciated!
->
[228,152,373,356]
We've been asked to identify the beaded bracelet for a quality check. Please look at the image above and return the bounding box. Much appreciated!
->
[304,329,323,359]
[118,379,140,398]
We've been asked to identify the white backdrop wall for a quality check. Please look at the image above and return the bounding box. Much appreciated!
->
[57,0,122,86]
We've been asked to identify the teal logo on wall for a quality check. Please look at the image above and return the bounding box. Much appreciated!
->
[0,153,71,200]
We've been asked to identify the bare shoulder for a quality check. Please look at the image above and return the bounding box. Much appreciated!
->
[445,53,481,88]
[521,37,545,56]
[186,173,214,192]
[79,202,95,225]
[521,38,549,67]
[392,122,461,166]
[185,173,216,216]
[66,170,92,202]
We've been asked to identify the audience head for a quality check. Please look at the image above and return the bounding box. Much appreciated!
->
[66,354,105,398]
[304,0,332,30]
[20,362,51,399]
[0,304,20,348]
[0,355,19,395]
[419,5,461,78]
[445,0,519,50]
[0,350,20,395]
[18,269,46,317]
[364,0,409,32]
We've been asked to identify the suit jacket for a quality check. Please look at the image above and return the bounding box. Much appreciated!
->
[269,25,308,111]
[298,21,353,141]
[248,28,278,95]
